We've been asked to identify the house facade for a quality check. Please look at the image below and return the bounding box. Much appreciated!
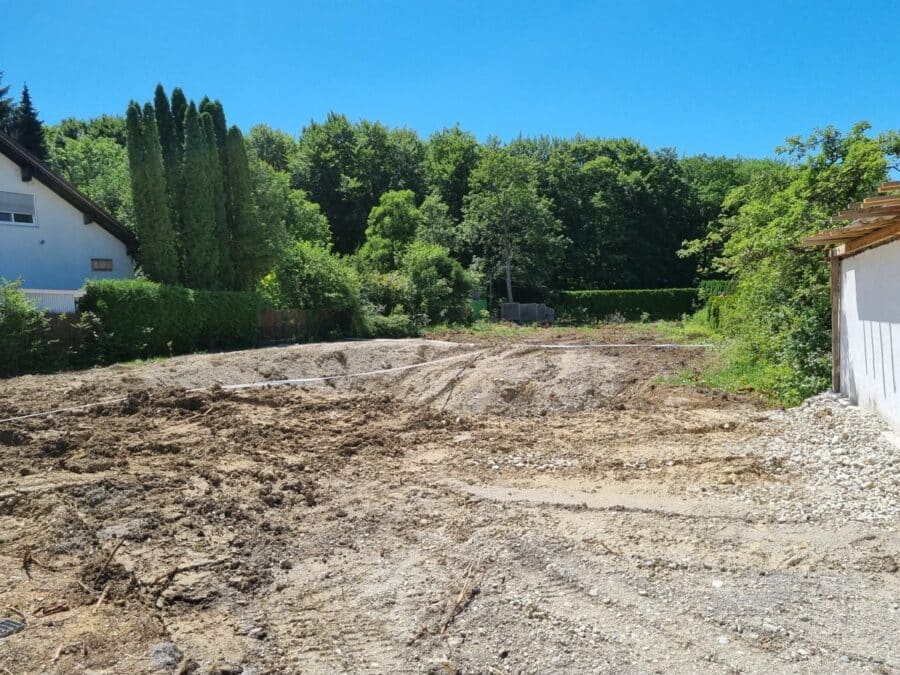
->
[805,181,900,433]
[0,133,137,312]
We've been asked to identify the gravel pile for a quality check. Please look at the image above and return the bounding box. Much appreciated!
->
[740,393,900,524]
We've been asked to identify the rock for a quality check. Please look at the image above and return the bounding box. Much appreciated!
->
[149,641,183,669]
[209,663,243,675]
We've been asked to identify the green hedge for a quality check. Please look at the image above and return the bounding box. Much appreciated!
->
[79,280,263,362]
[558,288,699,322]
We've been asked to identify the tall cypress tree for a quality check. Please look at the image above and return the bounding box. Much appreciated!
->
[153,85,183,254]
[180,102,220,288]
[0,70,14,134]
[201,112,233,289]
[124,102,179,283]
[225,126,273,290]
[11,84,48,160]
[171,88,188,151]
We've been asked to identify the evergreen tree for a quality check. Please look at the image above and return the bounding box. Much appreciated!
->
[180,102,220,288]
[0,70,14,134]
[153,85,183,251]
[171,87,188,150]
[200,98,228,153]
[226,126,274,290]
[124,102,179,283]
[12,84,48,160]
[202,112,233,288]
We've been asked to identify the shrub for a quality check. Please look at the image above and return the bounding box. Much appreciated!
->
[360,270,411,316]
[263,242,361,312]
[558,288,699,322]
[0,279,52,376]
[401,241,473,325]
[366,312,421,338]
[79,279,262,362]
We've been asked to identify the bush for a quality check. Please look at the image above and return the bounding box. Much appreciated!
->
[365,312,421,338]
[263,242,361,312]
[558,288,699,322]
[0,279,52,376]
[360,271,411,316]
[401,241,473,325]
[79,279,262,362]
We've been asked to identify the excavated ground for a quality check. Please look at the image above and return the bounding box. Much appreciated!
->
[0,329,897,674]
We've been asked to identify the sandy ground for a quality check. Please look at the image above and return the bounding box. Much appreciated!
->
[0,329,897,674]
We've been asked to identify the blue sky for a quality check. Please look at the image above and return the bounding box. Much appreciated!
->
[2,0,898,158]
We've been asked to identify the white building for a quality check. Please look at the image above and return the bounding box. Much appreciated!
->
[0,132,137,312]
[805,181,900,432]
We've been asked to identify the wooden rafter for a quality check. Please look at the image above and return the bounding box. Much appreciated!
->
[803,181,900,253]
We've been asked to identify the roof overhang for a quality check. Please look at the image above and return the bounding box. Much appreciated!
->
[0,131,138,255]
[802,181,900,259]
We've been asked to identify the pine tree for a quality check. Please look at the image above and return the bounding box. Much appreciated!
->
[201,112,233,288]
[180,102,220,288]
[11,84,48,160]
[124,102,179,283]
[0,70,14,134]
[199,98,228,154]
[225,126,273,290]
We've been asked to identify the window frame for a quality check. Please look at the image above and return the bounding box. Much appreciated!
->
[0,191,38,228]
[91,258,114,272]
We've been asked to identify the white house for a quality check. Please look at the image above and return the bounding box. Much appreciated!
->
[805,181,900,432]
[0,132,137,312]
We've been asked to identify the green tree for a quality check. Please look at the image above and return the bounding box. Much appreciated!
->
[226,126,279,290]
[11,84,48,160]
[202,112,233,289]
[248,155,330,245]
[124,102,179,283]
[0,70,13,134]
[247,124,297,172]
[171,87,188,149]
[417,194,462,252]
[180,102,220,288]
[401,241,472,324]
[703,123,896,403]
[49,133,133,225]
[425,125,480,222]
[153,85,182,225]
[357,190,425,272]
[463,146,566,302]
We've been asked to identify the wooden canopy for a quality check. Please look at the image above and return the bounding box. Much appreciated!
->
[803,181,900,257]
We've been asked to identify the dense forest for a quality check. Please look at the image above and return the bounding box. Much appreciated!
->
[2,72,898,402]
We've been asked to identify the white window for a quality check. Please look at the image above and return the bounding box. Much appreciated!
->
[91,258,114,272]
[0,191,36,226]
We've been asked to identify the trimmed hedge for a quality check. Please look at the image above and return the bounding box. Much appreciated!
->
[558,288,699,322]
[79,280,263,362]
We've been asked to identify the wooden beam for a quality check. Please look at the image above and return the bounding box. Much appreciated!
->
[830,252,841,393]
[21,165,33,182]
[878,181,900,194]
[862,195,900,207]
[831,207,900,222]
[839,220,900,258]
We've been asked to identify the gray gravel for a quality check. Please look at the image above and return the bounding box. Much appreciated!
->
[738,393,900,524]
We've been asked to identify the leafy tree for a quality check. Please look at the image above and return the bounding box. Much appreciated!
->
[180,102,220,288]
[226,126,279,290]
[462,146,566,302]
[425,125,480,222]
[702,123,896,403]
[0,70,13,134]
[417,194,462,252]
[401,241,472,324]
[50,115,127,147]
[247,124,297,172]
[293,113,426,253]
[49,133,133,225]
[124,102,179,283]
[357,190,425,272]
[11,84,48,160]
[248,155,330,245]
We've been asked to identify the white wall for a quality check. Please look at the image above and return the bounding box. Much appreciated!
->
[0,153,134,291]
[840,238,900,432]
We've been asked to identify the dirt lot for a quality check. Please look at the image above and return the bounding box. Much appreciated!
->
[0,327,897,674]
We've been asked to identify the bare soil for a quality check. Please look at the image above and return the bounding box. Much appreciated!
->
[0,329,897,674]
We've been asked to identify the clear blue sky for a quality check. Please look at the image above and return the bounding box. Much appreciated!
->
[2,0,898,158]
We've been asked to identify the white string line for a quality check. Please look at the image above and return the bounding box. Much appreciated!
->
[0,342,712,424]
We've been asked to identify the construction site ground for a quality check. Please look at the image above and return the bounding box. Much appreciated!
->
[0,326,897,674]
